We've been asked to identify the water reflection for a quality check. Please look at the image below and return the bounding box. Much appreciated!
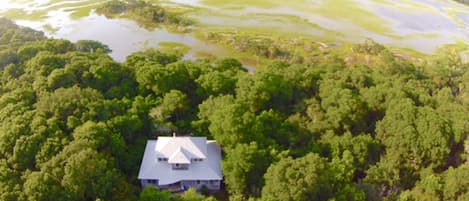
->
[16,11,229,63]
[5,0,469,63]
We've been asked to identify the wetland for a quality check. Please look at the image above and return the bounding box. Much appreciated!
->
[1,0,469,66]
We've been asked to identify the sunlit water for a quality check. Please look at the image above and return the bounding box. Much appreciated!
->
[15,10,228,63]
[2,0,469,61]
[198,0,469,53]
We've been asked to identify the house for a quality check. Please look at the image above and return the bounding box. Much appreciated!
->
[138,135,222,192]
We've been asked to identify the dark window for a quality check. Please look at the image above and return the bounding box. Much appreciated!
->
[172,163,188,170]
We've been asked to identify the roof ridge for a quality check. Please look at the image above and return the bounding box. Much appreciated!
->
[168,146,191,164]
[158,137,207,159]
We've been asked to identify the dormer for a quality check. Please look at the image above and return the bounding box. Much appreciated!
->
[168,147,191,164]
[153,136,208,170]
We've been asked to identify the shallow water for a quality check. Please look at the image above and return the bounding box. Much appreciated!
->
[3,0,469,59]
[192,0,469,53]
[457,13,469,24]
[15,10,228,62]
[373,5,459,34]
[53,13,200,62]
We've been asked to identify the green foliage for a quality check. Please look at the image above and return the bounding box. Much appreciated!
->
[261,153,365,201]
[352,38,386,55]
[203,31,320,64]
[138,187,214,201]
[399,165,469,201]
[236,62,295,112]
[96,0,193,29]
[368,99,453,188]
[75,40,111,54]
[222,142,270,198]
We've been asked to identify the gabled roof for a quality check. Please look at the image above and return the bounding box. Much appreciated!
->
[168,147,191,164]
[138,137,222,185]
[155,137,207,160]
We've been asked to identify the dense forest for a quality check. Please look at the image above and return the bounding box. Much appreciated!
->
[0,17,469,201]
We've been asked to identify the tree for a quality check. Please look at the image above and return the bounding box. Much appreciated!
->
[135,62,192,95]
[196,70,238,96]
[222,142,270,198]
[323,132,380,176]
[0,49,18,69]
[126,49,179,68]
[47,68,77,90]
[236,63,294,112]
[399,174,443,201]
[262,153,364,201]
[72,121,124,154]
[152,90,189,123]
[61,148,123,200]
[22,170,73,201]
[399,165,469,201]
[138,187,172,201]
[75,40,111,53]
[368,99,453,189]
[442,165,469,201]
[36,86,103,122]
[196,95,254,147]
[318,69,370,133]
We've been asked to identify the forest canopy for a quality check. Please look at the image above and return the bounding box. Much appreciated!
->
[0,18,469,201]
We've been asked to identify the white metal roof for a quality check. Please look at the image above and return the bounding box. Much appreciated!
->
[168,147,191,164]
[138,137,222,185]
[155,137,207,160]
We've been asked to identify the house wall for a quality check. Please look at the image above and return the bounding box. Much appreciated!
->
[181,180,221,190]
[140,179,221,191]
[140,179,159,188]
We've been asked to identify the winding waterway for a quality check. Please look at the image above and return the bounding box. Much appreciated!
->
[1,0,469,62]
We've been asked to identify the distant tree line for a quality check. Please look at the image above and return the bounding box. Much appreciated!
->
[1,18,469,201]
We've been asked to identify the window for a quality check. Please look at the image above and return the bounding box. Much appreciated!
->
[172,163,188,170]
[192,158,203,162]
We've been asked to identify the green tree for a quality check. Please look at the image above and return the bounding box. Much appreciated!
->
[222,142,270,198]
[236,62,294,112]
[61,148,123,200]
[75,40,111,53]
[368,98,452,189]
[138,187,172,201]
[262,153,364,201]
[152,90,189,124]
